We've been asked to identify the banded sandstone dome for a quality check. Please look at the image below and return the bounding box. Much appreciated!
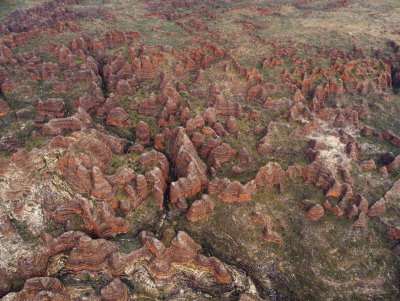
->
[0,0,400,300]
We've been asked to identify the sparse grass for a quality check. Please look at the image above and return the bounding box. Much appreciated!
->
[10,218,37,242]
[1,0,400,299]
[0,0,47,20]
[185,176,400,300]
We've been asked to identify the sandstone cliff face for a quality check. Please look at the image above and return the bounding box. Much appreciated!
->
[168,127,208,205]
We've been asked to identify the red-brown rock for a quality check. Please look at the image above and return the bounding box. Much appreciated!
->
[203,107,217,125]
[209,178,256,203]
[145,167,167,209]
[53,199,130,238]
[187,195,215,221]
[66,236,118,272]
[18,249,50,280]
[97,94,122,119]
[255,162,286,190]
[306,204,324,221]
[208,143,236,168]
[387,156,400,173]
[169,127,208,187]
[360,159,376,170]
[0,267,11,297]
[92,166,115,201]
[100,278,129,301]
[302,162,335,191]
[186,115,205,132]
[367,198,386,216]
[138,94,158,116]
[263,228,283,245]
[106,107,130,126]
[209,92,243,117]
[35,98,66,118]
[143,231,232,283]
[325,181,344,199]
[15,277,68,301]
[136,121,151,146]
[42,108,91,136]
[226,116,239,135]
[284,102,312,123]
[353,212,368,228]
[0,98,10,116]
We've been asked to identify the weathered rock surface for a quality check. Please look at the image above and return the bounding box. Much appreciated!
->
[42,108,91,136]
[208,143,236,168]
[255,162,286,190]
[106,107,130,126]
[1,1,400,300]
[15,277,69,301]
[187,194,215,221]
[168,127,208,205]
[66,236,118,272]
[209,178,256,202]
[100,278,129,301]
[306,204,325,221]
[53,198,131,238]
[302,162,335,191]
[135,121,151,145]
[0,98,10,116]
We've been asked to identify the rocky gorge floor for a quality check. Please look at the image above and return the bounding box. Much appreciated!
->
[0,0,400,300]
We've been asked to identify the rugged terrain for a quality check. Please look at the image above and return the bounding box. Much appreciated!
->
[0,0,400,300]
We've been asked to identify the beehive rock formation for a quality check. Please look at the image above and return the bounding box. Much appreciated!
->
[1,0,400,299]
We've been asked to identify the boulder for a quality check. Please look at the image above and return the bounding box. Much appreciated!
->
[208,143,236,168]
[92,166,115,202]
[231,166,244,175]
[53,199,130,238]
[353,212,368,228]
[66,236,118,271]
[0,98,10,116]
[212,122,229,137]
[209,178,256,203]
[100,278,129,301]
[367,199,386,216]
[226,116,239,135]
[106,107,130,126]
[387,156,400,173]
[360,159,376,171]
[15,277,68,301]
[302,162,335,191]
[263,228,283,245]
[187,195,215,221]
[186,115,205,132]
[35,98,65,118]
[18,249,50,280]
[136,121,151,146]
[138,94,158,116]
[203,107,217,125]
[0,267,11,297]
[255,162,286,190]
[306,204,324,221]
[237,148,250,164]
